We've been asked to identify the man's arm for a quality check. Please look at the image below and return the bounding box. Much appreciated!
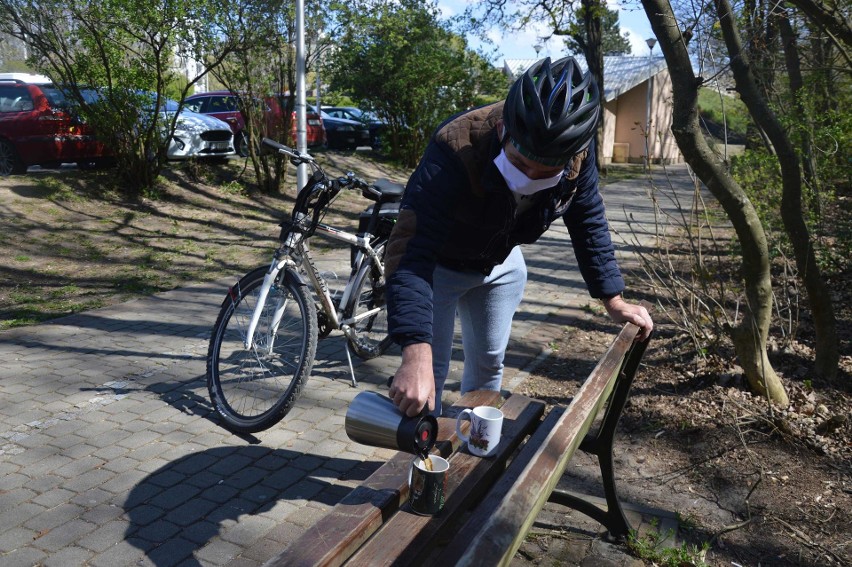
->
[563,145,653,340]
[385,142,466,415]
[562,143,625,299]
[388,343,436,417]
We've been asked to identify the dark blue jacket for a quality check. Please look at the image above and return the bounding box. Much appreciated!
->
[385,103,624,347]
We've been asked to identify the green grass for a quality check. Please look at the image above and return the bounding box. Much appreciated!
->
[600,163,645,184]
[627,522,710,567]
[697,87,750,138]
[0,298,108,330]
[35,175,88,202]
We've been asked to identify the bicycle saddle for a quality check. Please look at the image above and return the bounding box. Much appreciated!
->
[371,178,405,200]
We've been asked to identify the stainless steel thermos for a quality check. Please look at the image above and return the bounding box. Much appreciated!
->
[345,391,438,455]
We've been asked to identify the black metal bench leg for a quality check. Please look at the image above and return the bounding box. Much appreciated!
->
[548,334,652,540]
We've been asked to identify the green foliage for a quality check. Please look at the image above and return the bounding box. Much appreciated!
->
[459,1,630,57]
[730,150,785,236]
[210,0,324,193]
[784,85,851,192]
[731,145,847,274]
[563,3,633,56]
[320,92,358,108]
[0,0,245,196]
[697,88,750,141]
[326,0,508,167]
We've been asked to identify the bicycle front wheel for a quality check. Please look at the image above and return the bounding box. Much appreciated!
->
[345,241,393,359]
[207,266,317,433]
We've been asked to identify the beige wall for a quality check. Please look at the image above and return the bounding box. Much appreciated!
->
[600,68,683,165]
[611,82,648,164]
[648,69,680,163]
[601,101,618,162]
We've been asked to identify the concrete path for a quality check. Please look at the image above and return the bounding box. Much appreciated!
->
[0,165,696,566]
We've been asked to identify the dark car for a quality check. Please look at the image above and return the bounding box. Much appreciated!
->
[0,73,111,174]
[185,91,325,156]
[322,106,386,148]
[311,106,371,150]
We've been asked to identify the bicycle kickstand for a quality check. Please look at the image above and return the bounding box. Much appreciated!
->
[343,341,358,388]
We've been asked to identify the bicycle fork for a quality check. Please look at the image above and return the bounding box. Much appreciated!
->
[244,257,291,352]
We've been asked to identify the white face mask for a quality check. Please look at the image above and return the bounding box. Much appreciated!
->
[493,149,563,196]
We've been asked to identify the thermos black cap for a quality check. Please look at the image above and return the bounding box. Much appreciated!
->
[397,413,438,455]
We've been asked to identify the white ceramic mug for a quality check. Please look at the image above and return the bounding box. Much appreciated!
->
[455,406,504,457]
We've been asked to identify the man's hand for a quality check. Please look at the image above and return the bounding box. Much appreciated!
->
[389,343,436,417]
[602,295,653,342]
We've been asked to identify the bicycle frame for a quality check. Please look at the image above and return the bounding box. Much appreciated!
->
[300,223,385,332]
[243,221,383,351]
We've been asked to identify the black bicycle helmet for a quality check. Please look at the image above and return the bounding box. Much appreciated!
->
[503,56,600,165]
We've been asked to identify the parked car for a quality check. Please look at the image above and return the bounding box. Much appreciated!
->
[322,106,386,148]
[0,73,111,174]
[272,97,326,148]
[185,91,325,155]
[154,97,235,160]
[310,106,371,150]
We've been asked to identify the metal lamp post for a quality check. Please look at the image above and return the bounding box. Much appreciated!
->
[295,0,307,189]
[644,37,657,172]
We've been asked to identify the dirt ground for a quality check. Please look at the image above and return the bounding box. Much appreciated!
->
[513,271,851,564]
[0,151,410,329]
[2,154,850,566]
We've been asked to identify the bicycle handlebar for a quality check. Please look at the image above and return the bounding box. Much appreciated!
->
[261,138,314,164]
[262,137,379,199]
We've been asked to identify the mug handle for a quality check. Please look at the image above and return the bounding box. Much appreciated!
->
[455,409,472,444]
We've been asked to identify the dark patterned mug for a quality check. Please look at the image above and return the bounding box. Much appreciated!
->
[408,455,449,515]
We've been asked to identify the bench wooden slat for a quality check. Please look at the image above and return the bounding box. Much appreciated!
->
[343,393,545,566]
[436,323,640,567]
[264,390,503,567]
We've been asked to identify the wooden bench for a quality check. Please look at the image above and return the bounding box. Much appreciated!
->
[264,314,652,567]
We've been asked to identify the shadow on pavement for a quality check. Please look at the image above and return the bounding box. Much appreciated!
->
[123,445,377,566]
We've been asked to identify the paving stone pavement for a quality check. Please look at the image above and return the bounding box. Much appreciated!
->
[0,165,696,566]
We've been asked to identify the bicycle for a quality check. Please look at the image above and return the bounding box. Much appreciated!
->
[206,138,404,433]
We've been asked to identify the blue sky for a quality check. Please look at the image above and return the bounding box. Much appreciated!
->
[437,1,656,61]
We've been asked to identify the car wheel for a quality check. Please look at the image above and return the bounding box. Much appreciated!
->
[0,140,25,175]
[236,131,250,157]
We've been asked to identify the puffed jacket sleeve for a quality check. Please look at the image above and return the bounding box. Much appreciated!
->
[385,142,465,346]
[562,147,625,299]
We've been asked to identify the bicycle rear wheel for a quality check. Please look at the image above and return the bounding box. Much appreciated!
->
[207,266,317,433]
[345,241,393,359]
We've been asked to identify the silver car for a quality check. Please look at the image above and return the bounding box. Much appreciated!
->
[160,98,235,159]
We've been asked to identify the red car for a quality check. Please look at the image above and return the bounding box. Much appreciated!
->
[0,73,111,174]
[184,91,325,156]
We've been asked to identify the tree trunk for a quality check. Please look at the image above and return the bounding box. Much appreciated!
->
[776,8,821,215]
[582,0,604,172]
[640,0,789,405]
[716,0,838,380]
